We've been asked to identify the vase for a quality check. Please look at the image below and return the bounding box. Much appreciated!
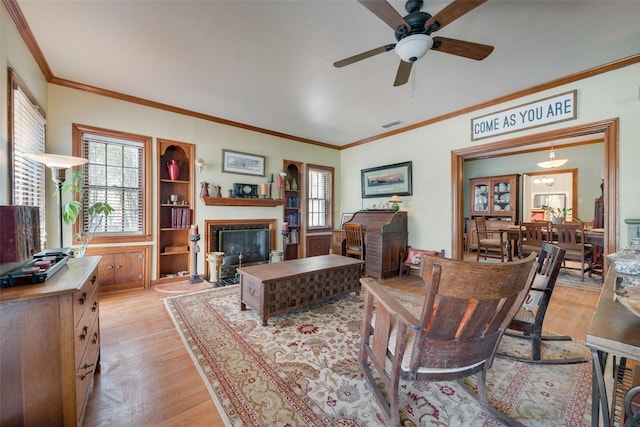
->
[291,178,298,190]
[167,159,181,181]
[200,182,210,197]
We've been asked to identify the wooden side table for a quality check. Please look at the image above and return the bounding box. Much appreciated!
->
[586,270,640,426]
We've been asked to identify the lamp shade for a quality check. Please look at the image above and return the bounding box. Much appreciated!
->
[537,149,567,169]
[395,34,433,63]
[24,152,88,168]
[389,195,402,212]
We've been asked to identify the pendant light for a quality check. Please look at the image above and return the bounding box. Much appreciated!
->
[537,145,568,169]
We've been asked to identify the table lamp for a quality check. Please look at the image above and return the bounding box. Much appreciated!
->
[24,153,89,248]
[389,195,402,212]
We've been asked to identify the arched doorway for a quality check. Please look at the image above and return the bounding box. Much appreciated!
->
[451,119,618,267]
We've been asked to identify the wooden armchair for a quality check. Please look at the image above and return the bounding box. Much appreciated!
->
[475,217,506,262]
[398,247,445,277]
[359,253,537,427]
[552,222,593,280]
[499,242,588,364]
[519,221,550,257]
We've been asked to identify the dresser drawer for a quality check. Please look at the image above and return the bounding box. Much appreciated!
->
[73,271,98,325]
[74,285,99,367]
[75,313,100,424]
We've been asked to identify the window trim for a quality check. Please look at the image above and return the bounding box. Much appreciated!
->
[8,68,47,246]
[306,164,334,233]
[72,123,152,244]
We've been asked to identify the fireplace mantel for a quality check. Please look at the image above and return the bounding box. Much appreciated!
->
[201,197,284,207]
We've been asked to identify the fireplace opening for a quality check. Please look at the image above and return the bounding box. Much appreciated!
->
[205,220,277,281]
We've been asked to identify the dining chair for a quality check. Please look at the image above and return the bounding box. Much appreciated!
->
[475,217,506,262]
[552,222,594,280]
[359,253,537,427]
[519,221,550,257]
[343,222,365,261]
[499,242,588,364]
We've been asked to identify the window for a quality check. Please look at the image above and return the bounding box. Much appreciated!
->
[9,69,47,245]
[307,164,334,231]
[72,124,152,243]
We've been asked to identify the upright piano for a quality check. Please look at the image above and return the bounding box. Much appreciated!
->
[346,210,408,279]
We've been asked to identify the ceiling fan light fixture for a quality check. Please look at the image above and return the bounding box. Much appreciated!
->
[395,34,433,63]
[537,149,568,169]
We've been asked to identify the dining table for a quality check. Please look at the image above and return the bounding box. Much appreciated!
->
[495,225,605,262]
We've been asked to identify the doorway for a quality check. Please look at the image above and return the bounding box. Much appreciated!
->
[451,119,618,266]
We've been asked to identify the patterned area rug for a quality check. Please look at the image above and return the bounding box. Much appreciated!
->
[164,285,592,426]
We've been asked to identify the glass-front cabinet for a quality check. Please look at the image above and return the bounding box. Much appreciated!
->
[469,174,520,219]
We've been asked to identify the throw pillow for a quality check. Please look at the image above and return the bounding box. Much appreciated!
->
[404,248,438,265]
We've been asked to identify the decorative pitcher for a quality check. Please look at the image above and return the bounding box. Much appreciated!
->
[167,159,181,180]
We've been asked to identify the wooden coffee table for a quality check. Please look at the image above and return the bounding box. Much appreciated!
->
[239,254,364,325]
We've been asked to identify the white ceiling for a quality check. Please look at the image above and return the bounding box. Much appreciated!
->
[16,0,640,147]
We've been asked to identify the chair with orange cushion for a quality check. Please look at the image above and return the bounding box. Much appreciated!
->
[359,253,537,427]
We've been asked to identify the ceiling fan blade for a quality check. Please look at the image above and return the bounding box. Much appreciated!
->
[432,36,494,60]
[393,60,413,87]
[334,44,395,68]
[358,0,409,32]
[424,0,487,32]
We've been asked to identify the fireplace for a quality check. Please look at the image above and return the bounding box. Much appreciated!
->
[205,219,277,280]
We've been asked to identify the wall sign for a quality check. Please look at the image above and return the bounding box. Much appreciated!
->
[471,90,577,141]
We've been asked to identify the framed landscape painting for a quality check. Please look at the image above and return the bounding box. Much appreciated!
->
[222,149,266,176]
[361,161,412,199]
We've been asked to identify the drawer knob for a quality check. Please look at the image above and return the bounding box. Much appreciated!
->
[78,291,87,305]
[91,275,97,284]
[91,301,98,312]
[92,332,99,344]
[79,325,88,340]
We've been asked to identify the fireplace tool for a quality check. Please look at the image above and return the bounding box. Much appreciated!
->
[189,229,203,284]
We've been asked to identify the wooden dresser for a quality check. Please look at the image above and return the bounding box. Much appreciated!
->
[0,256,101,427]
[348,210,408,279]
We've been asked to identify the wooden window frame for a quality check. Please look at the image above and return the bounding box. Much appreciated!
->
[72,123,152,244]
[8,68,47,245]
[306,164,334,233]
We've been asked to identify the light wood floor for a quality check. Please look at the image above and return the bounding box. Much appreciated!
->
[83,267,600,426]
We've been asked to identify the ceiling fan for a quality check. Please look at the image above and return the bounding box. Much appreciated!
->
[334,0,494,86]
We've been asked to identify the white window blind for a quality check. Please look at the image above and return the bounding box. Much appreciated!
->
[10,75,47,245]
[81,133,144,235]
[307,165,333,229]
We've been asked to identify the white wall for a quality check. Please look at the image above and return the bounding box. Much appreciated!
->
[0,4,48,203]
[47,85,340,277]
[340,63,640,254]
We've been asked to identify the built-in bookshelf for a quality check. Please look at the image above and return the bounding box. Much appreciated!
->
[282,160,303,260]
[157,139,195,283]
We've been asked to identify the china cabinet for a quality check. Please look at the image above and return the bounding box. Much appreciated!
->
[469,174,520,219]
[157,139,195,283]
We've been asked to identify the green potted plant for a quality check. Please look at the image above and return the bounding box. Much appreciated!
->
[541,205,573,224]
[60,171,113,256]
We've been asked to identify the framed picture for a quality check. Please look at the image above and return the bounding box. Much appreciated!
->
[361,161,412,199]
[222,149,266,176]
[340,212,354,228]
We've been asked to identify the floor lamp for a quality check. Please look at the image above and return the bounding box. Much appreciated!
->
[24,153,88,249]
